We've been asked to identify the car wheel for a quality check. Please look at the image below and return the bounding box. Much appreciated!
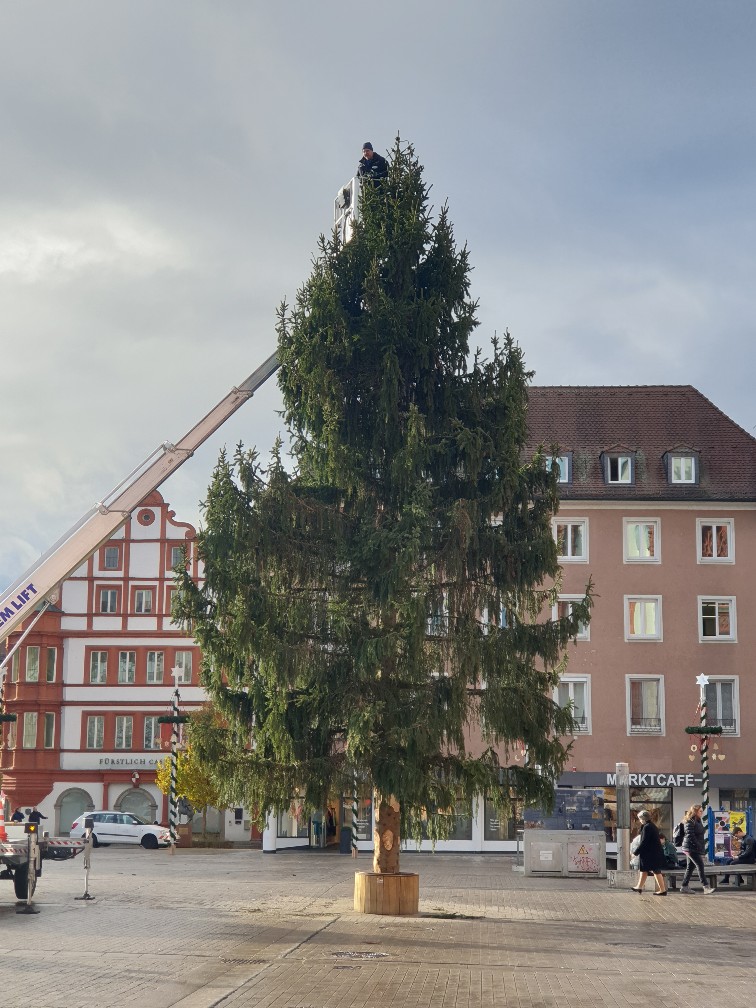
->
[91,833,101,848]
[141,833,159,850]
[13,862,36,901]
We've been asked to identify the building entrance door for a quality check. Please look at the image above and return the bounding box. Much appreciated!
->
[57,789,92,836]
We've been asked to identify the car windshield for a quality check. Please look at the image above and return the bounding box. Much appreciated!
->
[125,814,150,825]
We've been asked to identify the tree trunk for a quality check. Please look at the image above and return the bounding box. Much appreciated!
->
[373,796,401,873]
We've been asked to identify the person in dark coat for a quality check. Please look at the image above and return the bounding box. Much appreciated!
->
[10,808,24,822]
[721,827,756,886]
[27,808,47,824]
[680,803,714,893]
[357,142,388,183]
[631,809,668,894]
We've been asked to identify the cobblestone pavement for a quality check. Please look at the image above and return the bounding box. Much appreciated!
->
[0,849,754,1008]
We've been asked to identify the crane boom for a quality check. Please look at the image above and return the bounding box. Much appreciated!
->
[0,350,280,648]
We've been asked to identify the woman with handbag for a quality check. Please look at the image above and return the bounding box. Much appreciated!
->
[631,809,668,895]
[680,804,715,894]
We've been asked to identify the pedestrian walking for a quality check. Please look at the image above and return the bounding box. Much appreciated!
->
[680,804,715,893]
[630,809,668,895]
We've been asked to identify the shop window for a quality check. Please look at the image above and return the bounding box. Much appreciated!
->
[277,802,310,839]
[484,794,516,841]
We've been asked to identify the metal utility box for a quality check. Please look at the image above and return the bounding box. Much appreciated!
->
[524,830,606,878]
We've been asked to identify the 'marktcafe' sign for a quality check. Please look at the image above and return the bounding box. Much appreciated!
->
[606,772,702,788]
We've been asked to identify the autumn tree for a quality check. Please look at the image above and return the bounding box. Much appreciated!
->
[175,138,590,874]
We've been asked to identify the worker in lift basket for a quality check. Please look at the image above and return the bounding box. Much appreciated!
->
[357,141,388,183]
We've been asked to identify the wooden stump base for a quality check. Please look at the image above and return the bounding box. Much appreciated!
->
[354,871,419,915]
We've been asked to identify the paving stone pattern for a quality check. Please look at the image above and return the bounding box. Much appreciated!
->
[0,850,753,1008]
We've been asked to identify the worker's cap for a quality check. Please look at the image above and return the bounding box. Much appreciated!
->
[362,141,373,150]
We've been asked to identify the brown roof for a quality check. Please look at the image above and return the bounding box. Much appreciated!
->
[526,385,756,501]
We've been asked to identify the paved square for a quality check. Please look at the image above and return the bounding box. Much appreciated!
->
[0,849,753,1008]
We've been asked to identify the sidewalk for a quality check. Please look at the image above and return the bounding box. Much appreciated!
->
[0,849,753,1008]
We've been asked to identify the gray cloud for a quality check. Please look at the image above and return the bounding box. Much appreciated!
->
[3,1,756,590]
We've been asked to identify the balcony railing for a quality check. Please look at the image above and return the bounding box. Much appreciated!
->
[630,717,662,734]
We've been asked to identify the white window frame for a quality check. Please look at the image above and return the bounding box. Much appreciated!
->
[25,645,40,682]
[170,545,186,569]
[118,650,136,683]
[99,588,118,614]
[46,646,57,682]
[144,716,161,751]
[103,546,120,569]
[553,519,589,562]
[704,677,739,736]
[43,712,55,749]
[146,650,164,684]
[554,676,591,734]
[89,651,108,684]
[134,589,153,614]
[173,650,193,684]
[670,455,696,484]
[553,596,590,641]
[22,711,38,749]
[697,519,735,564]
[698,596,737,642]
[606,454,633,485]
[86,715,104,750]
[625,596,663,641]
[546,454,571,484]
[115,715,133,750]
[626,675,665,735]
[623,518,661,563]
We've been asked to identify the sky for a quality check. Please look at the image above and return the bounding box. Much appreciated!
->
[2,1,755,594]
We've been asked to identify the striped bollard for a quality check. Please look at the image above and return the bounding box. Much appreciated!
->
[351,780,358,858]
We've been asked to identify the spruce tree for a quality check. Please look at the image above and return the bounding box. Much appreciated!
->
[175,138,590,874]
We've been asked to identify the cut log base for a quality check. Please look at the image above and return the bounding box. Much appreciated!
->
[354,871,420,915]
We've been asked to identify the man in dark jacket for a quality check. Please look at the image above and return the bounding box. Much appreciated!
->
[357,142,388,183]
[27,807,47,824]
[721,827,756,885]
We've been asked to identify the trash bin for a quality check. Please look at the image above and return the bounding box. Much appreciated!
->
[340,826,353,854]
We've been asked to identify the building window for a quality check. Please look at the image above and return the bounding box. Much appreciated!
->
[25,645,40,682]
[669,454,697,484]
[697,520,734,563]
[99,589,119,614]
[22,712,38,749]
[554,520,588,562]
[170,545,186,569]
[144,716,161,750]
[10,651,19,682]
[115,716,133,749]
[605,454,633,485]
[134,589,153,614]
[624,519,660,562]
[705,678,738,735]
[103,546,120,569]
[146,651,164,684]
[118,651,136,683]
[426,592,449,637]
[43,712,55,749]
[699,598,736,641]
[546,454,571,484]
[6,720,17,749]
[173,650,193,684]
[555,678,591,733]
[628,677,663,734]
[89,651,108,684]
[553,597,590,641]
[86,716,104,749]
[46,647,57,682]
[625,597,662,641]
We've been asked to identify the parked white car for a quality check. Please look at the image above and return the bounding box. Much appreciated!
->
[70,811,171,849]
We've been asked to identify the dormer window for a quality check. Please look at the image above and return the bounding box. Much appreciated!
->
[546,453,571,484]
[668,453,697,484]
[602,453,634,485]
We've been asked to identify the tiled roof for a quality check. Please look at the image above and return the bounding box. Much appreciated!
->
[526,385,756,501]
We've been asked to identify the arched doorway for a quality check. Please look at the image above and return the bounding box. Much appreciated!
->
[56,788,94,836]
[117,788,157,823]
